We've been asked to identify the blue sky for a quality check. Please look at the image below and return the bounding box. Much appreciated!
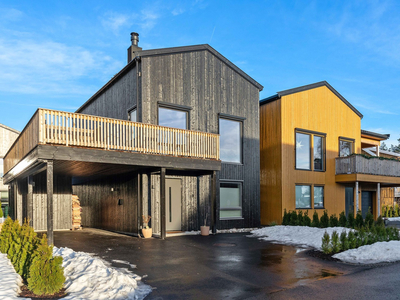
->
[1,0,400,146]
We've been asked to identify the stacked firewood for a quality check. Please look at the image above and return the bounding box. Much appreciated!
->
[72,195,82,230]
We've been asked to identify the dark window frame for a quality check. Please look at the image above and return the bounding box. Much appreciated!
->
[295,184,312,209]
[219,181,243,220]
[295,129,326,172]
[218,116,243,164]
[338,137,355,157]
[313,185,325,209]
[127,105,137,122]
[157,103,191,130]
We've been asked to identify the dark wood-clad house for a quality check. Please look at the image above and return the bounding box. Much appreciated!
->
[3,33,263,243]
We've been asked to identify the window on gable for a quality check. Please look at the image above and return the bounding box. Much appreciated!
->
[158,107,188,129]
[295,130,325,171]
[219,118,242,163]
[339,138,354,157]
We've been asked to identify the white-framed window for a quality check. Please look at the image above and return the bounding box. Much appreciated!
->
[219,118,242,163]
[220,182,242,219]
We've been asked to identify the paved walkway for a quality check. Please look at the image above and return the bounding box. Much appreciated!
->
[53,229,369,300]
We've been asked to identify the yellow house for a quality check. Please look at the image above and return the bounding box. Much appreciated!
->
[260,81,400,225]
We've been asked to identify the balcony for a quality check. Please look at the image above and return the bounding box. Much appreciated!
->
[3,109,220,181]
[335,155,400,185]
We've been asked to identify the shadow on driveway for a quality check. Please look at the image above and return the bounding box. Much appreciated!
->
[53,228,368,300]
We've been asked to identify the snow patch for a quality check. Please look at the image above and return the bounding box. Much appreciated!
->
[0,253,30,299]
[250,226,352,250]
[333,241,400,264]
[387,217,400,221]
[111,259,137,269]
[53,247,151,300]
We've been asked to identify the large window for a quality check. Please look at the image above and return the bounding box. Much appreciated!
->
[295,130,325,171]
[314,186,324,208]
[158,107,188,129]
[339,138,354,157]
[220,182,242,219]
[219,118,241,163]
[295,185,311,209]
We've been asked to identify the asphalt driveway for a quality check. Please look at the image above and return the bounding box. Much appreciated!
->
[53,229,372,299]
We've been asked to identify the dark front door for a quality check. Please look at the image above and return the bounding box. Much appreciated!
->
[345,187,354,217]
[361,191,373,218]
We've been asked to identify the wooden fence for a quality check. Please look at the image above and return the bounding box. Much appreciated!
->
[4,109,220,175]
[336,155,400,177]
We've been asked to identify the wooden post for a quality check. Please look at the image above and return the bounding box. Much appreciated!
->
[211,171,217,234]
[27,176,33,227]
[376,145,380,157]
[377,183,381,217]
[46,160,54,245]
[160,168,166,239]
[137,173,142,236]
[355,181,359,213]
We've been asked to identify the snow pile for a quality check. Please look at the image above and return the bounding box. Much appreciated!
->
[0,253,30,300]
[251,226,351,250]
[333,241,400,264]
[53,247,151,300]
[218,228,259,233]
[387,217,400,221]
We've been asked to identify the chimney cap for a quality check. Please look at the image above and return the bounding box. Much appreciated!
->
[130,32,139,47]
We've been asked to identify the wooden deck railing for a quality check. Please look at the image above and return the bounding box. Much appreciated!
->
[336,155,400,177]
[4,108,220,174]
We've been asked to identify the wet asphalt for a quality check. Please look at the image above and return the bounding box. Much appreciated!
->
[52,229,390,300]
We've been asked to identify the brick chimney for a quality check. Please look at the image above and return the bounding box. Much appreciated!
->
[127,32,142,63]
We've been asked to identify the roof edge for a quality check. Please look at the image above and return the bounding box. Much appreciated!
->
[0,123,20,134]
[259,94,279,106]
[361,129,390,141]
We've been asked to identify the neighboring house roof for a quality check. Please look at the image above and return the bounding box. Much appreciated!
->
[361,129,390,141]
[363,147,400,158]
[0,123,20,135]
[77,44,263,113]
[259,81,364,119]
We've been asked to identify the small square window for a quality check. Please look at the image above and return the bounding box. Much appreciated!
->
[295,185,311,209]
[220,182,242,219]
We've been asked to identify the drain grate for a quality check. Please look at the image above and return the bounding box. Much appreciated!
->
[213,243,236,247]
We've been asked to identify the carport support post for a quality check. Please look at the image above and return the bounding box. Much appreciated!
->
[377,183,381,217]
[211,171,217,234]
[27,176,33,227]
[46,160,54,245]
[160,168,166,240]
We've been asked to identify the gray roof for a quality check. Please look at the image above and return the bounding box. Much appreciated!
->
[361,130,390,140]
[260,81,363,119]
[77,44,263,113]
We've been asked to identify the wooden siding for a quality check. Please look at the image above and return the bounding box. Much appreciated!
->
[260,99,282,225]
[336,155,400,177]
[381,187,394,207]
[72,173,138,234]
[78,67,138,120]
[141,50,260,229]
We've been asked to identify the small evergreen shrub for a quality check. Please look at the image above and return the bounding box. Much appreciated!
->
[321,231,331,254]
[282,209,290,225]
[347,211,355,228]
[339,211,347,227]
[303,211,311,227]
[376,215,384,227]
[395,204,399,217]
[329,214,339,227]
[355,210,364,228]
[15,221,38,279]
[311,211,320,227]
[365,209,374,229]
[348,231,357,248]
[340,230,349,251]
[330,231,341,253]
[0,207,3,218]
[320,210,330,228]
[27,235,65,296]
[290,211,297,226]
[297,211,304,226]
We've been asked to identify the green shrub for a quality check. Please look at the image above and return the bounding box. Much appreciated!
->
[340,231,349,251]
[395,204,399,217]
[269,221,277,226]
[0,207,3,218]
[4,206,8,218]
[311,211,320,227]
[27,235,65,296]
[329,214,339,227]
[320,210,330,228]
[347,211,355,228]
[15,221,38,279]
[330,231,341,253]
[376,215,384,227]
[365,209,374,229]
[303,211,311,227]
[339,211,347,227]
[321,231,331,254]
[297,211,304,226]
[290,211,297,226]
[282,209,290,225]
[348,231,357,248]
[355,210,364,228]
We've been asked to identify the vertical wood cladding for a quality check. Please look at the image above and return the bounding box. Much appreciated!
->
[78,67,137,121]
[73,173,138,234]
[141,50,260,229]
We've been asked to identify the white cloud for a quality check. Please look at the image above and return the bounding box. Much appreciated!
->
[139,9,159,31]
[355,101,399,115]
[0,38,122,96]
[0,8,24,22]
[101,12,131,34]
[172,8,185,16]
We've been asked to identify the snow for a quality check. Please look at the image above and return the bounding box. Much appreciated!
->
[333,241,400,264]
[387,217,400,221]
[53,247,151,300]
[0,253,30,300]
[250,226,352,250]
[111,259,137,269]
[250,225,400,264]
